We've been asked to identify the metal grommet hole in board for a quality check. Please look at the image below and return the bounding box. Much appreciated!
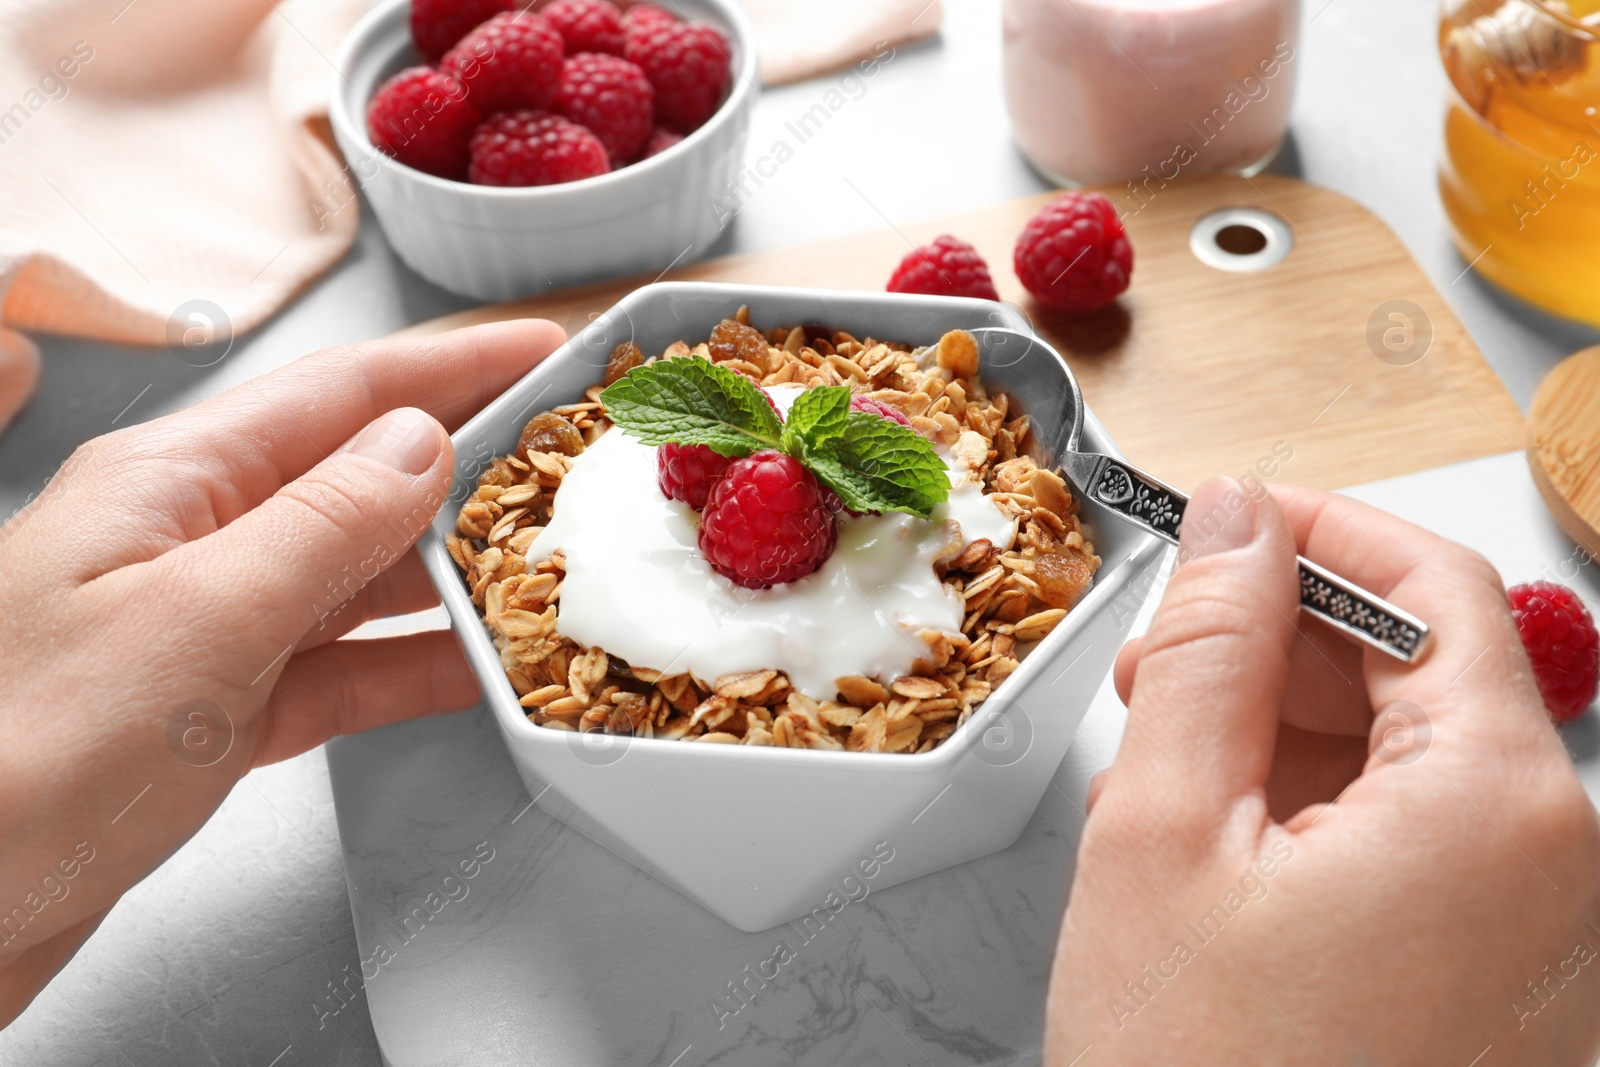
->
[1189,208,1293,272]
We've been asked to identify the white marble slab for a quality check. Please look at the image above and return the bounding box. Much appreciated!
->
[327,644,1129,1067]
[328,450,1600,1066]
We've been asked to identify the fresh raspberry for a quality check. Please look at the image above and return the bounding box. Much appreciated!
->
[1014,191,1134,311]
[554,53,654,164]
[622,3,675,36]
[642,127,684,157]
[543,0,626,55]
[1509,582,1599,724]
[468,110,609,186]
[366,67,481,180]
[441,13,564,115]
[656,377,779,508]
[411,0,515,63]
[657,443,731,509]
[885,235,1000,301]
[850,394,913,427]
[623,20,730,131]
[699,450,838,588]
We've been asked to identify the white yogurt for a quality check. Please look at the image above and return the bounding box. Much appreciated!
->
[764,385,1016,556]
[526,387,1017,699]
[942,460,1016,552]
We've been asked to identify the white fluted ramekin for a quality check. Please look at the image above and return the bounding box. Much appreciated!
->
[327,0,757,301]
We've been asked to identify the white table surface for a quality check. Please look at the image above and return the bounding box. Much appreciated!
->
[1,0,1597,1063]
[317,450,1600,1067]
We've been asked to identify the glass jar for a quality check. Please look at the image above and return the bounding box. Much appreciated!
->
[1439,0,1600,326]
[1001,0,1300,188]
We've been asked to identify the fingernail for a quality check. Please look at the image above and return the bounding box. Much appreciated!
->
[344,408,441,476]
[1180,476,1257,559]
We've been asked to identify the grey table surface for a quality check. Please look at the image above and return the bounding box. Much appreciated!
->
[1,0,1597,1064]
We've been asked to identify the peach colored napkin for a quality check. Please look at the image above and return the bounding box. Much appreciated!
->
[740,0,943,85]
[0,0,364,353]
[0,0,939,409]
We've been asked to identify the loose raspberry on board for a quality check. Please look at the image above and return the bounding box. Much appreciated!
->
[1014,191,1134,311]
[886,235,1001,301]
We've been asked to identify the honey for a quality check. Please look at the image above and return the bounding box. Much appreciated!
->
[1439,0,1600,325]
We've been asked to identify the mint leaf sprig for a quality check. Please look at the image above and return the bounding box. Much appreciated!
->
[598,357,950,519]
[597,356,784,456]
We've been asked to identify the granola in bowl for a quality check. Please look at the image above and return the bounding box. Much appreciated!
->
[448,308,1100,755]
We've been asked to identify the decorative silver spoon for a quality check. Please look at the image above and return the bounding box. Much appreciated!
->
[970,327,1432,662]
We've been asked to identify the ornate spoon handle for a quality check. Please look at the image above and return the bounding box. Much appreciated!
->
[1065,453,1432,662]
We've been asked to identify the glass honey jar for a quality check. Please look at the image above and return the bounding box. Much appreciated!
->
[1439,0,1600,326]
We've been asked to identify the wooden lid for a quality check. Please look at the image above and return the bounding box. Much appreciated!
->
[1529,345,1600,559]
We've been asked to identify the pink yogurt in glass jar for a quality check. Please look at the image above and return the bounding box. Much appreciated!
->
[1003,0,1301,187]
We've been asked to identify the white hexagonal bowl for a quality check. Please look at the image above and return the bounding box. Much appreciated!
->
[420,283,1166,931]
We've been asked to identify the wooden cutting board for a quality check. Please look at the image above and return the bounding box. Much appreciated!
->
[402,174,1523,491]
